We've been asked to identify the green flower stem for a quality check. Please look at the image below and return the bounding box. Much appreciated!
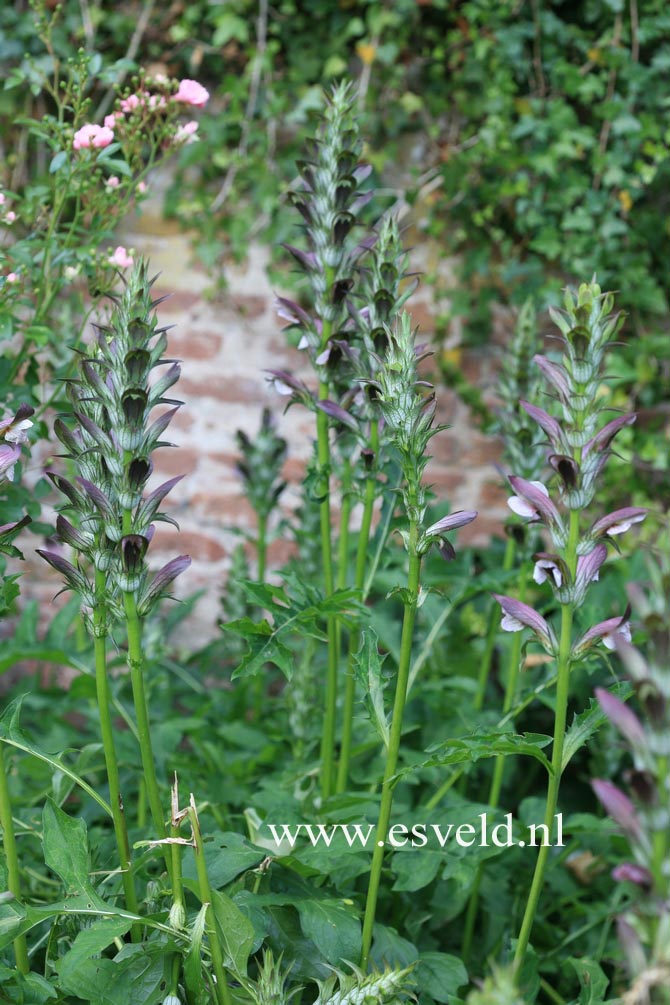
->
[123,587,170,877]
[360,522,421,969]
[121,494,170,874]
[0,744,29,973]
[337,421,379,793]
[473,534,516,711]
[334,457,353,670]
[317,263,342,800]
[93,570,139,929]
[462,562,529,963]
[514,507,580,974]
[188,803,233,1005]
[652,752,669,902]
[256,511,267,584]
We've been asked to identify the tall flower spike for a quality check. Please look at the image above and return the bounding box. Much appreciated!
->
[493,299,547,481]
[280,81,371,372]
[504,283,647,972]
[45,259,191,621]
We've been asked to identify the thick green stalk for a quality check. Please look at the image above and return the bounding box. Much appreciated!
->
[93,570,139,926]
[360,522,421,969]
[120,497,170,874]
[462,563,529,962]
[0,744,29,973]
[189,803,233,1005]
[337,421,379,793]
[514,508,580,973]
[334,458,353,670]
[123,589,168,850]
[256,511,267,584]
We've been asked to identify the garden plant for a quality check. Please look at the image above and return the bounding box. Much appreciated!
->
[0,2,668,1004]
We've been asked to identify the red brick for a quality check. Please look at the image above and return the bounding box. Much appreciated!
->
[168,329,224,360]
[179,375,263,404]
[282,458,307,483]
[153,446,198,477]
[228,294,267,319]
[478,479,509,512]
[190,492,256,524]
[171,408,195,434]
[153,528,226,562]
[407,299,438,337]
[266,537,299,566]
[462,435,504,467]
[151,289,201,314]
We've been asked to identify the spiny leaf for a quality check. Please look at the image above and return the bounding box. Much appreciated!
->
[561,682,632,772]
[354,628,390,749]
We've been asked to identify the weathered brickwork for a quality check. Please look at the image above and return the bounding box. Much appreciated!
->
[20,220,512,643]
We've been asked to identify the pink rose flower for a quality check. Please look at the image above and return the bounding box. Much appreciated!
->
[174,79,209,107]
[120,94,143,113]
[108,246,134,269]
[104,113,119,129]
[73,123,114,150]
[6,272,18,283]
[4,211,16,224]
[174,120,199,144]
[106,176,120,189]
[0,193,5,205]
[137,181,148,194]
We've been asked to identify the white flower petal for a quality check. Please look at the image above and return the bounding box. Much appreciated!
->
[508,496,537,519]
[501,613,524,632]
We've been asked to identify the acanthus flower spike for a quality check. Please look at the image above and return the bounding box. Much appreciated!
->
[493,594,557,652]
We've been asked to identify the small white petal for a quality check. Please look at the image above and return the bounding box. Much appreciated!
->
[533,563,549,585]
[606,521,631,536]
[508,496,537,519]
[534,560,563,587]
[273,380,293,396]
[501,614,524,632]
[5,419,33,443]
